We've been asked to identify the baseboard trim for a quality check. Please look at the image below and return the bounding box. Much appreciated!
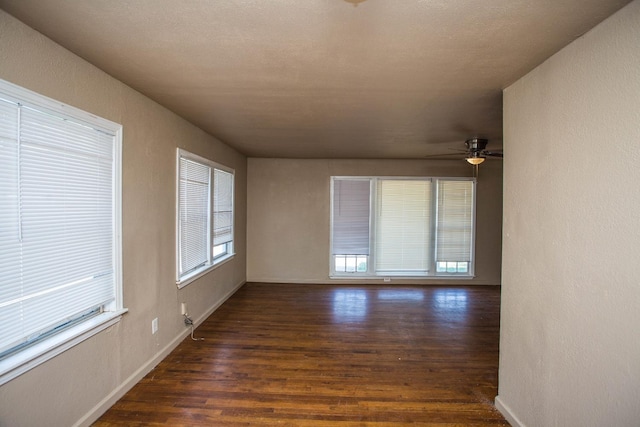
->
[247,278,333,284]
[495,395,526,427]
[74,279,246,427]
[247,277,501,286]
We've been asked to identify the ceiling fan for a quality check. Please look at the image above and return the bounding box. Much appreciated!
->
[460,138,503,165]
[425,137,503,177]
[426,137,503,164]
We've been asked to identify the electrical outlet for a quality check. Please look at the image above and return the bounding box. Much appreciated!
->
[383,277,391,282]
[181,302,188,315]
[151,317,158,334]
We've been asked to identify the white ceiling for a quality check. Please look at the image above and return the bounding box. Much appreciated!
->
[0,0,631,158]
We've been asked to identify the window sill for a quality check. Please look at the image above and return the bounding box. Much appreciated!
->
[0,309,127,386]
[176,253,235,289]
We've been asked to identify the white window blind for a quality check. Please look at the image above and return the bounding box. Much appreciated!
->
[178,156,211,277]
[436,180,474,263]
[332,179,370,255]
[0,94,120,357]
[213,168,233,247]
[375,179,432,273]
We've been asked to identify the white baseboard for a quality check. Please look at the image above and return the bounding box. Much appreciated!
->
[247,277,501,286]
[246,277,329,284]
[495,395,526,427]
[74,279,246,427]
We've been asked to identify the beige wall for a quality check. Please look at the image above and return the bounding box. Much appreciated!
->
[248,158,503,285]
[497,1,640,426]
[0,11,247,427]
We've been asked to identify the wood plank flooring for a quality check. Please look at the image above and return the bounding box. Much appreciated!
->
[94,283,508,426]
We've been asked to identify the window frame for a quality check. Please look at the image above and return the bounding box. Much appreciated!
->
[175,149,234,288]
[330,176,476,279]
[0,79,125,386]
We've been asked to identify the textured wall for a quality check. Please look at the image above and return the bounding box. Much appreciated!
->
[497,1,640,426]
[247,158,503,285]
[0,10,247,427]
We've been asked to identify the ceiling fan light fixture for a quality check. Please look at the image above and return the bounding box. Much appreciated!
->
[466,155,485,165]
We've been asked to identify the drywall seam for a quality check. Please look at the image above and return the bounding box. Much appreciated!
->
[495,396,526,427]
[73,279,246,427]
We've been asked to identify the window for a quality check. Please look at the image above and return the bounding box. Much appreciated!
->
[0,79,124,385]
[331,177,475,277]
[176,149,234,287]
[376,179,432,275]
[332,179,371,273]
[212,168,234,260]
[435,180,474,274]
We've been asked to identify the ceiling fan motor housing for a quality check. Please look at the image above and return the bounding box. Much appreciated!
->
[465,138,488,153]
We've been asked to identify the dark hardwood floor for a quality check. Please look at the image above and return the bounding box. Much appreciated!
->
[94,283,508,426]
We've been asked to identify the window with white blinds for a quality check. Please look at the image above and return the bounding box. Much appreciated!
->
[331,177,475,277]
[0,79,123,381]
[176,149,234,287]
[436,180,474,273]
[213,168,233,258]
[376,179,432,274]
[178,156,211,276]
[332,179,370,273]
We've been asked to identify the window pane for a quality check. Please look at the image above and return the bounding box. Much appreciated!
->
[345,256,357,272]
[213,168,233,247]
[332,179,370,255]
[0,93,119,356]
[356,256,368,272]
[376,179,432,273]
[213,242,229,259]
[178,157,210,276]
[436,180,474,265]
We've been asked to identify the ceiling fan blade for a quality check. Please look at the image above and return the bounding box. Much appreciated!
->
[424,153,463,158]
[483,151,503,158]
[426,148,468,156]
